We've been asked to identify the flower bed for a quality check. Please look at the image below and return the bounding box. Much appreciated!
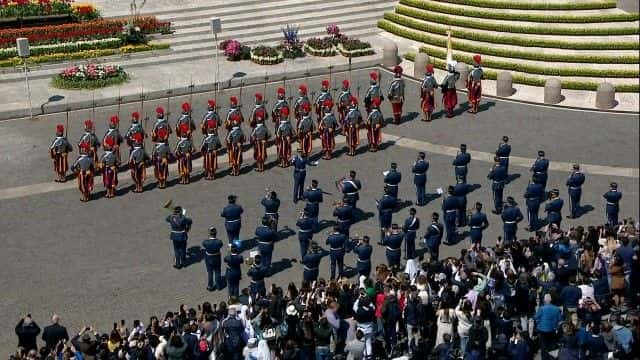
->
[0,0,99,24]
[337,39,374,57]
[0,37,122,59]
[51,63,128,89]
[219,39,250,61]
[250,45,283,65]
[303,37,336,57]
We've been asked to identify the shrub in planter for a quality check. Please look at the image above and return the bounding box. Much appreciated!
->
[51,63,128,89]
[280,24,304,59]
[337,38,374,57]
[304,37,336,57]
[220,39,250,61]
[250,45,283,65]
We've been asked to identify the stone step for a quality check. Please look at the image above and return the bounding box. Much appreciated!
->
[408,0,627,16]
[106,0,285,18]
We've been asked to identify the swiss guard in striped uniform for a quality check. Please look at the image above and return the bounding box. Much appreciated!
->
[441,61,460,118]
[201,120,222,180]
[365,97,384,152]
[297,102,315,157]
[129,132,149,193]
[364,71,382,114]
[78,119,100,165]
[314,79,332,121]
[225,96,243,131]
[72,140,95,202]
[249,93,268,128]
[226,120,246,176]
[103,115,123,163]
[50,124,73,182]
[337,79,351,125]
[344,96,362,156]
[294,84,311,125]
[272,87,289,130]
[175,123,194,184]
[276,106,295,168]
[152,128,171,189]
[420,64,438,122]
[201,99,221,135]
[100,134,119,198]
[319,100,338,160]
[125,112,145,151]
[176,102,196,139]
[251,119,270,172]
[467,54,484,114]
[152,106,171,143]
[388,65,405,124]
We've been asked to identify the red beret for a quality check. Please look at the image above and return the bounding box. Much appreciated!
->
[321,80,329,87]
[230,96,238,105]
[56,124,64,133]
[84,119,93,128]
[277,87,285,95]
[280,106,290,116]
[131,112,140,120]
[426,64,434,74]
[181,102,191,112]
[369,71,378,81]
[393,65,403,74]
[473,54,481,64]
[254,93,263,101]
[110,115,119,124]
[323,99,333,108]
[342,79,350,88]
[208,99,216,107]
[156,106,164,115]
[299,84,307,93]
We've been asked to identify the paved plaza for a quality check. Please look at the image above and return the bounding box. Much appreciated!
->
[0,68,638,351]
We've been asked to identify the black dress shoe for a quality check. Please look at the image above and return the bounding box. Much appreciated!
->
[207,286,215,291]
[491,210,501,214]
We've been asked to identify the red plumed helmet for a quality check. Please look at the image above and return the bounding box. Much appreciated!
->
[254,93,263,101]
[231,112,241,122]
[56,124,64,133]
[181,102,191,112]
[342,79,350,88]
[473,54,481,64]
[157,127,168,139]
[133,132,143,143]
[426,64,434,74]
[208,99,216,108]
[131,112,140,120]
[179,122,189,135]
[298,84,308,94]
[280,106,290,116]
[323,99,333,109]
[230,96,238,105]
[369,71,378,81]
[301,102,311,112]
[156,106,165,115]
[84,119,93,128]
[104,135,115,147]
[110,115,119,125]
[277,87,285,95]
[321,80,329,88]
[350,96,358,105]
[394,65,403,74]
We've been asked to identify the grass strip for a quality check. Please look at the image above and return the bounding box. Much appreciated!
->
[428,0,617,11]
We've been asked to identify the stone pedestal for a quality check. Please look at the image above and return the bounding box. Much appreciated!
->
[595,82,617,109]
[382,40,399,68]
[617,0,639,13]
[413,52,429,78]
[496,72,514,97]
[544,78,563,104]
[455,62,469,90]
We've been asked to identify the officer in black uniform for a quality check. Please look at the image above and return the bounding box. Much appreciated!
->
[442,186,459,245]
[377,187,396,243]
[261,190,281,231]
[381,224,404,270]
[292,148,314,203]
[453,179,471,227]
[383,162,402,200]
[224,244,244,298]
[247,254,267,299]
[326,225,348,280]
[302,242,324,282]
[351,236,373,278]
[495,136,511,175]
[544,189,564,227]
[338,170,362,209]
[333,200,354,238]
[524,179,545,231]
[488,156,508,214]
[221,195,244,242]
[403,208,420,260]
[412,152,429,206]
[166,206,193,269]
[296,210,315,261]
[530,150,549,191]
[566,164,586,219]
[501,197,524,244]
[255,216,278,273]
[467,202,489,245]
[302,179,323,232]
[202,227,223,291]
[452,144,471,184]
[424,213,444,261]
[603,182,622,227]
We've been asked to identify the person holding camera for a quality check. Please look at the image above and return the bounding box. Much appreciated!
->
[247,254,267,299]
[352,236,373,278]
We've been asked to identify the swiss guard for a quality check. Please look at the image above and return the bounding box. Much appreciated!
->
[201,120,222,180]
[344,96,362,156]
[176,102,196,139]
[441,62,460,118]
[271,87,288,128]
[129,132,149,193]
[125,111,145,150]
[226,120,246,176]
[201,99,221,135]
[100,135,119,198]
[175,123,194,184]
[250,118,270,172]
[314,79,332,120]
[364,71,382,114]
[337,79,351,125]
[151,106,171,143]
[225,96,243,131]
[249,93,268,128]
[72,140,95,202]
[50,124,73,182]
[467,54,484,114]
[319,99,338,160]
[420,64,438,122]
[294,84,311,124]
[152,128,171,189]
[297,102,315,157]
[365,98,384,152]
[78,119,100,165]
[388,65,405,124]
[275,106,295,168]
[103,115,123,162]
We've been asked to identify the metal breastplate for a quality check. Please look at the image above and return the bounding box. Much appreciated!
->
[102,152,117,167]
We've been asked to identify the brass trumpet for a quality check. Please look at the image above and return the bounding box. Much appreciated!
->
[162,199,186,215]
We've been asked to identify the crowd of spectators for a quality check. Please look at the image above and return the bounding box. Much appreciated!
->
[13,219,640,360]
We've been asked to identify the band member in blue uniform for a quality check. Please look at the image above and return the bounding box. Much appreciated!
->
[261,190,280,231]
[337,170,362,209]
[333,200,354,238]
[383,162,402,200]
[221,195,243,242]
[442,186,460,245]
[292,148,313,203]
[453,144,471,184]
[501,197,523,244]
[545,189,564,227]
[255,216,278,273]
[453,179,471,227]
[166,206,193,269]
[566,164,586,219]
[326,225,348,280]
[524,180,545,231]
[202,227,223,291]
[403,208,420,260]
[424,213,444,260]
[303,242,324,282]
[377,187,396,242]
[530,150,549,191]
[247,254,267,299]
[352,236,373,278]
[488,156,508,214]
[224,244,243,298]
[495,136,511,176]
[381,224,404,270]
[296,210,314,261]
[412,152,429,206]
[467,202,489,245]
[302,180,323,232]
[603,182,622,227]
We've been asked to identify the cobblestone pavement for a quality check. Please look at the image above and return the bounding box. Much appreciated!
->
[0,69,638,351]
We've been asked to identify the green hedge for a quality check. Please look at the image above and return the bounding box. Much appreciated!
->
[429,0,617,10]
[400,0,640,23]
[404,52,639,92]
[394,5,639,35]
[380,15,640,50]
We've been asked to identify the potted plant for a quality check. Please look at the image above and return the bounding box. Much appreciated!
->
[220,39,250,61]
[279,24,304,59]
[304,37,336,57]
[250,45,283,65]
[337,38,374,57]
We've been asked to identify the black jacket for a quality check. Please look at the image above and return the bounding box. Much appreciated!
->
[15,319,40,351]
[42,323,69,351]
